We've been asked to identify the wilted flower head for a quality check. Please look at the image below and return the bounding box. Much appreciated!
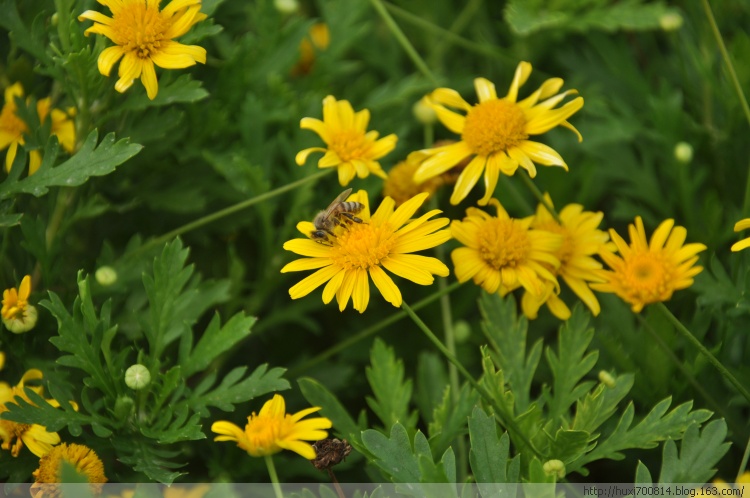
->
[2,275,38,333]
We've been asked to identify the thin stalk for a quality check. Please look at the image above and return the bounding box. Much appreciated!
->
[264,455,283,498]
[134,169,332,255]
[656,303,750,405]
[401,300,543,460]
[53,0,71,53]
[428,0,483,67]
[287,280,463,378]
[423,121,434,148]
[368,0,439,86]
[518,171,561,223]
[737,436,750,483]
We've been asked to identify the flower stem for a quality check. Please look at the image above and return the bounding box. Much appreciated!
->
[286,280,463,378]
[264,455,283,498]
[518,171,561,223]
[368,0,440,86]
[737,436,750,483]
[401,300,543,459]
[135,169,333,255]
[656,302,750,405]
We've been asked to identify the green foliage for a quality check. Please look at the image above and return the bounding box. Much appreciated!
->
[468,406,520,489]
[365,338,418,431]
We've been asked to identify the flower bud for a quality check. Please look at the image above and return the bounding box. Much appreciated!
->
[659,11,683,31]
[674,142,693,164]
[114,395,135,419]
[543,459,566,479]
[274,0,299,14]
[3,304,38,334]
[413,97,437,125]
[598,370,616,388]
[95,266,118,286]
[453,320,471,343]
[125,364,151,390]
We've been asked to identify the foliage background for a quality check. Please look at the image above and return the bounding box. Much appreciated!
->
[0,0,749,486]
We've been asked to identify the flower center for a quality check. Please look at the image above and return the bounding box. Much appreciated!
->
[329,130,368,162]
[32,443,107,485]
[621,253,670,299]
[0,103,28,141]
[112,2,171,59]
[330,223,397,270]
[462,99,528,156]
[477,218,530,270]
[0,419,31,456]
[246,414,285,455]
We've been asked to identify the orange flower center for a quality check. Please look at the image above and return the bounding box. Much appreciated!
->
[329,130,369,162]
[244,413,290,456]
[0,102,28,142]
[477,218,530,270]
[0,419,31,456]
[330,222,397,270]
[112,2,171,59]
[620,252,671,300]
[462,99,528,156]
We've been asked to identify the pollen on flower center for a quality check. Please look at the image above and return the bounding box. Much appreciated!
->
[112,3,171,59]
[622,254,669,294]
[246,415,283,452]
[329,130,368,162]
[477,219,530,270]
[0,105,27,139]
[330,223,397,270]
[462,99,528,156]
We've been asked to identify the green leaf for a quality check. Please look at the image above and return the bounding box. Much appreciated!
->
[298,377,364,449]
[545,305,598,421]
[0,0,52,66]
[362,423,427,483]
[181,312,256,377]
[2,387,97,435]
[415,352,449,426]
[0,213,22,227]
[141,406,205,444]
[365,338,417,431]
[657,420,730,483]
[635,461,654,484]
[187,364,289,415]
[0,131,142,200]
[427,383,479,456]
[468,406,520,490]
[547,428,592,464]
[112,437,185,484]
[572,374,635,436]
[480,293,541,413]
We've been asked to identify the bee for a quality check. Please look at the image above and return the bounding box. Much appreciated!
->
[311,188,365,245]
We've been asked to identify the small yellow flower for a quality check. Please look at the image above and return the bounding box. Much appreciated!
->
[281,190,451,313]
[591,217,706,313]
[0,369,62,457]
[414,61,583,205]
[30,443,107,498]
[211,394,332,460]
[521,196,612,320]
[293,22,330,75]
[2,275,38,334]
[731,218,750,252]
[296,96,397,186]
[1,83,76,175]
[383,155,444,207]
[451,198,562,296]
[78,0,208,100]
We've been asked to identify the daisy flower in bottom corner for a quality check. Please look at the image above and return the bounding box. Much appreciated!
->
[591,216,706,313]
[211,394,332,460]
[281,190,452,313]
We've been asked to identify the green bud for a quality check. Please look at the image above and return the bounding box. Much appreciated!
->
[125,364,151,390]
[598,370,616,388]
[453,320,471,343]
[3,304,38,334]
[413,97,437,125]
[674,142,693,164]
[659,11,683,31]
[273,0,299,14]
[114,395,135,419]
[543,459,566,479]
[95,266,118,286]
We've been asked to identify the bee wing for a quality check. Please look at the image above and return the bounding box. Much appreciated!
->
[322,188,353,216]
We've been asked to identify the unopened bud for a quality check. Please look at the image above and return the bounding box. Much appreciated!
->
[274,0,299,15]
[3,305,38,334]
[598,370,616,388]
[543,459,565,479]
[453,320,471,343]
[413,97,437,125]
[659,11,683,31]
[95,266,118,286]
[114,395,135,419]
[674,142,693,164]
[125,364,151,390]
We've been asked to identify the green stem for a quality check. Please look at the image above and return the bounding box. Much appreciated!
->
[656,303,750,405]
[428,0,483,67]
[401,300,543,460]
[264,455,283,498]
[701,0,750,128]
[518,171,561,223]
[737,435,750,482]
[287,280,463,378]
[368,0,439,86]
[53,0,71,53]
[134,169,332,255]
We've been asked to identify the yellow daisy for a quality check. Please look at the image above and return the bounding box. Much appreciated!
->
[451,198,562,296]
[1,83,76,175]
[591,216,706,313]
[413,61,583,205]
[382,155,444,207]
[731,218,750,252]
[281,190,451,313]
[211,394,332,460]
[0,369,62,457]
[2,274,38,334]
[521,195,612,320]
[292,22,330,76]
[296,96,398,186]
[78,0,208,100]
[31,443,107,498]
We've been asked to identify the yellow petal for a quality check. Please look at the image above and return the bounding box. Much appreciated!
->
[449,155,486,205]
[288,265,340,299]
[140,59,158,100]
[505,62,532,103]
[352,268,370,313]
[300,117,330,143]
[474,77,497,103]
[282,238,331,258]
[369,266,402,307]
[295,147,327,166]
[429,88,472,111]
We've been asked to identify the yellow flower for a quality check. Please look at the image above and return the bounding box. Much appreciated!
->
[414,61,583,205]
[2,274,38,334]
[281,190,451,313]
[78,0,208,100]
[293,22,330,75]
[591,217,706,313]
[521,196,612,320]
[1,83,76,175]
[0,369,62,457]
[383,155,444,207]
[713,471,750,493]
[296,96,398,186]
[451,198,562,296]
[30,443,107,498]
[731,218,750,252]
[211,394,332,460]
[0,351,5,371]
